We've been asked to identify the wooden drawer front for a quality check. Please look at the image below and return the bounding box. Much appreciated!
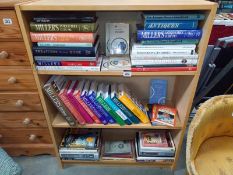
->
[0,10,22,39]
[0,42,30,66]
[0,68,37,91]
[0,112,47,128]
[0,128,52,144]
[0,92,43,111]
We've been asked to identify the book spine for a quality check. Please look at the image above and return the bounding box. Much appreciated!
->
[119,94,150,124]
[96,96,125,126]
[60,153,99,160]
[36,60,61,66]
[139,151,175,157]
[74,93,101,124]
[132,44,196,50]
[30,23,96,32]
[144,20,198,30]
[143,14,205,20]
[131,59,198,66]
[36,66,100,71]
[30,32,96,43]
[61,61,97,66]
[43,85,76,126]
[137,30,202,40]
[67,93,94,124]
[130,54,198,60]
[33,17,96,23]
[32,47,95,57]
[131,49,195,55]
[112,96,140,124]
[81,95,108,124]
[34,56,97,62]
[140,39,199,45]
[105,97,132,125]
[88,93,115,124]
[59,93,86,125]
[131,66,197,72]
[37,42,93,47]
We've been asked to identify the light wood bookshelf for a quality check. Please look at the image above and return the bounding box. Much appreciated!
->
[15,0,217,170]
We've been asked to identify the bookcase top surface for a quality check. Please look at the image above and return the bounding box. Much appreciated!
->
[0,0,29,8]
[19,0,216,11]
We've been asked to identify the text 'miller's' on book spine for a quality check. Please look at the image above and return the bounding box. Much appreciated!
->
[58,80,86,125]
[43,75,76,126]
[66,80,94,124]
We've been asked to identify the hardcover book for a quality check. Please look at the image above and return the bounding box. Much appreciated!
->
[140,39,199,45]
[149,79,167,105]
[139,131,169,147]
[131,66,197,72]
[34,56,98,62]
[103,140,132,154]
[36,42,95,47]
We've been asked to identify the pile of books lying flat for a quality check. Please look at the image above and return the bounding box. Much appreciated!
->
[131,12,205,72]
[30,12,101,71]
[59,129,175,162]
[59,129,101,161]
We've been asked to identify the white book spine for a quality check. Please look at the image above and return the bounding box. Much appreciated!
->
[34,56,97,61]
[130,54,198,60]
[132,44,196,50]
[131,49,194,55]
[131,59,198,66]
[36,66,100,71]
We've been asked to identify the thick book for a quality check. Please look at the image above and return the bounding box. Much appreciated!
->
[61,61,97,66]
[96,83,125,126]
[140,39,199,45]
[66,80,94,124]
[73,80,101,124]
[36,42,94,47]
[81,81,108,124]
[43,75,76,126]
[130,54,198,60]
[142,12,205,21]
[87,81,116,124]
[58,80,86,125]
[118,84,150,124]
[36,60,61,66]
[132,43,196,50]
[60,152,99,160]
[32,41,99,56]
[131,49,195,55]
[34,56,97,62]
[30,32,98,43]
[131,59,198,66]
[131,66,197,72]
[137,29,202,40]
[111,84,140,124]
[30,22,98,32]
[144,20,198,30]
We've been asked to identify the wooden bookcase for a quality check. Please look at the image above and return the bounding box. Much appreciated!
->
[15,0,217,170]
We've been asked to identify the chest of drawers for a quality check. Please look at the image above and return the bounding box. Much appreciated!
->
[0,0,54,156]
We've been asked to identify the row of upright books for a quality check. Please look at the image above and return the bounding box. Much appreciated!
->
[44,75,176,127]
[59,129,175,163]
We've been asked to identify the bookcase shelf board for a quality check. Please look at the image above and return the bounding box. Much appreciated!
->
[15,0,217,170]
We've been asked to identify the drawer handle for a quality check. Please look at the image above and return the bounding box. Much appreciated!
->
[0,51,9,59]
[23,118,31,125]
[29,134,37,141]
[15,100,24,107]
[8,77,17,84]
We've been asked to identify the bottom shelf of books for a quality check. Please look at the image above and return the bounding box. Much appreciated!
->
[58,128,177,166]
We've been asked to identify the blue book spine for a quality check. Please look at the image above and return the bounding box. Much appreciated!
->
[35,60,61,66]
[32,46,96,57]
[88,93,115,124]
[111,96,140,124]
[81,94,108,124]
[143,13,205,21]
[137,29,202,40]
[144,20,198,30]
[105,97,132,125]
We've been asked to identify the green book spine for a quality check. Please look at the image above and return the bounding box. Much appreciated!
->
[96,96,125,126]
[30,22,97,32]
[141,39,199,45]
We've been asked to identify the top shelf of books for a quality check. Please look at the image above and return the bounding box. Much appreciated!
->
[19,0,216,11]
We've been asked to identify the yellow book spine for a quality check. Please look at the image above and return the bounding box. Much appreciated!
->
[119,93,150,124]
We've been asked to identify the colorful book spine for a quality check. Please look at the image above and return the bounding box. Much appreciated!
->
[110,84,140,124]
[132,44,196,50]
[131,59,198,66]
[66,81,94,124]
[131,66,197,72]
[131,49,195,55]
[61,61,97,66]
[81,81,108,124]
[143,13,205,20]
[118,84,150,124]
[30,22,98,32]
[36,60,61,66]
[73,80,101,124]
[43,75,76,126]
[140,39,199,45]
[58,80,86,125]
[130,54,198,60]
[36,65,101,71]
[32,46,97,57]
[34,56,97,62]
[36,42,94,47]
[137,30,202,40]
[30,32,97,43]
[144,20,198,30]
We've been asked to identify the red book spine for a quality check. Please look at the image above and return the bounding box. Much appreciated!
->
[30,32,96,43]
[131,66,197,72]
[61,61,97,66]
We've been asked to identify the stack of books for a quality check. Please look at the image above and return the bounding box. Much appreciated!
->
[135,131,175,163]
[131,12,205,72]
[59,129,101,161]
[29,12,101,71]
[43,75,149,126]
[101,140,135,161]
